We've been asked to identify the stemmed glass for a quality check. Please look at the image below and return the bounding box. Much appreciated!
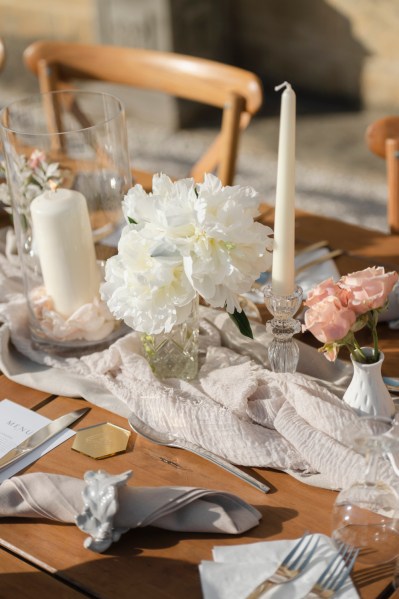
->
[331,415,399,566]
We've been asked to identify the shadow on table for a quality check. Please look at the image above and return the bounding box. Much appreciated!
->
[1,555,200,598]
[2,554,395,598]
[353,560,396,589]
[108,504,298,552]
[63,505,295,596]
[0,507,299,597]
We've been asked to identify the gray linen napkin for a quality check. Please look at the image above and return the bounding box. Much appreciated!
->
[0,470,261,552]
[0,228,397,492]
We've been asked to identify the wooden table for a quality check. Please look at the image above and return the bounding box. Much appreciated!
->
[1,211,399,599]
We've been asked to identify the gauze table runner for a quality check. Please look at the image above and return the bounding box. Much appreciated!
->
[0,228,397,492]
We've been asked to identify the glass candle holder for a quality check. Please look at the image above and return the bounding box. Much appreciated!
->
[0,90,131,355]
[263,284,303,373]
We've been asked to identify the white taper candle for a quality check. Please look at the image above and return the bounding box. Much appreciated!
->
[30,188,100,317]
[271,82,296,296]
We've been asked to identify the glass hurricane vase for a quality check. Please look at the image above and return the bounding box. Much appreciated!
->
[0,90,131,355]
[141,296,199,381]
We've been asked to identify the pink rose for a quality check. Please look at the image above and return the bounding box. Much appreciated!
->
[338,267,398,315]
[305,277,337,307]
[304,295,356,345]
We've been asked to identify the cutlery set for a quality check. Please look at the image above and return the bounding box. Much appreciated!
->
[255,240,342,287]
[308,544,359,598]
[245,534,358,599]
[245,534,319,599]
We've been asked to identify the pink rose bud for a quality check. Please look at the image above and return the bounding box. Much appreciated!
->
[323,343,339,362]
[28,150,46,169]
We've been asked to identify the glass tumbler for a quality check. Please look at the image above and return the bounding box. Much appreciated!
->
[331,416,399,566]
[0,90,131,354]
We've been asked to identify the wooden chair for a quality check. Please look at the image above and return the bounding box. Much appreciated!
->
[365,116,399,234]
[0,38,5,72]
[23,41,263,190]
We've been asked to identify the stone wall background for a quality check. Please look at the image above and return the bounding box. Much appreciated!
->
[231,0,399,109]
[1,0,399,111]
[0,0,397,231]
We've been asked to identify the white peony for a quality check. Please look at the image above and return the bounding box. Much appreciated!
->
[184,174,273,312]
[102,227,195,334]
[102,173,273,335]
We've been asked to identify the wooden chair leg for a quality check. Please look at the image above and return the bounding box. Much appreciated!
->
[38,59,64,153]
[217,92,246,186]
[386,138,399,234]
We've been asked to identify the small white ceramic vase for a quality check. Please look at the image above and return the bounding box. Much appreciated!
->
[343,347,395,418]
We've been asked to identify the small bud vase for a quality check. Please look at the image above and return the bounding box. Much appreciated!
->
[141,296,199,381]
[343,347,395,418]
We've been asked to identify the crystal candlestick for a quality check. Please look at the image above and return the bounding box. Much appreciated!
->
[263,284,303,373]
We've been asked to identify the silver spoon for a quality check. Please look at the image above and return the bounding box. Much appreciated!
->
[128,412,270,493]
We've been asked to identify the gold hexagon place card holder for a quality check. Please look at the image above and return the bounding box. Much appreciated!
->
[72,422,130,459]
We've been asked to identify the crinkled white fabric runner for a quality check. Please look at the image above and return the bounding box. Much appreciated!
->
[0,228,397,493]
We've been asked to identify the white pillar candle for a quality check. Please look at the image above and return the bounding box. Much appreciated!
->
[271,82,296,296]
[31,188,100,318]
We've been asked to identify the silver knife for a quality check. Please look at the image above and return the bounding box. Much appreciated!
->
[0,407,90,471]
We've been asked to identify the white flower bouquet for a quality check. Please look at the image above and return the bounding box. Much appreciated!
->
[101,174,273,339]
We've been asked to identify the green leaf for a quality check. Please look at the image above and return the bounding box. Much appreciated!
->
[229,309,254,339]
[127,216,137,224]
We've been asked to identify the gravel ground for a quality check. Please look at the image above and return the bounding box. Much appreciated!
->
[125,106,390,233]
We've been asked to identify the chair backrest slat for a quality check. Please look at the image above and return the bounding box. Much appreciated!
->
[24,41,263,188]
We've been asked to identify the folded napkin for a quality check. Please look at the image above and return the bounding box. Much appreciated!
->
[0,469,261,552]
[0,228,397,493]
[199,533,359,599]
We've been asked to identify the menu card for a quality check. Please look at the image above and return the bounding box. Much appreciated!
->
[0,399,75,483]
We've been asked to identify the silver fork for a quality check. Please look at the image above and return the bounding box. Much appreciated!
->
[245,534,320,599]
[305,542,359,598]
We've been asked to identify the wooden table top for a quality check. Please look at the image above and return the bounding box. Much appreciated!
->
[0,210,398,599]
